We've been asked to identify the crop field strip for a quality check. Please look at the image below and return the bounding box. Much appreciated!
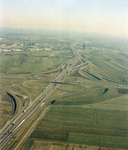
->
[7,55,21,73]
[102,51,128,68]
[9,54,29,73]
[81,53,128,83]
[0,53,71,74]
[0,55,19,73]
[83,94,128,111]
[29,106,128,148]
[79,61,110,81]
[22,140,103,150]
[0,54,12,67]
[82,50,128,70]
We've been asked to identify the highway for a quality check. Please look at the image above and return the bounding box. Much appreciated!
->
[0,44,80,149]
[0,82,57,149]
[1,42,128,149]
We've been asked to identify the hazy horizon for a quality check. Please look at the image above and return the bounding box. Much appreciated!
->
[1,0,128,37]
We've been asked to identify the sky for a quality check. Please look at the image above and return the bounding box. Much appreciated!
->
[0,0,128,36]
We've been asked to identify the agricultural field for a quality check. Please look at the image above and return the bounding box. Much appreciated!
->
[1,32,128,150]
[21,140,100,150]
[22,84,128,149]
[0,53,71,75]
[21,140,128,150]
[51,88,120,106]
[29,98,128,148]
[28,103,128,148]
[81,50,128,84]
[0,50,73,126]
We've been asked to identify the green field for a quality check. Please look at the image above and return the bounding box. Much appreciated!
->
[53,88,120,105]
[0,54,12,67]
[83,95,128,111]
[29,106,128,148]
[28,83,128,148]
[0,55,19,73]
[0,53,65,74]
[81,50,128,84]
[21,140,34,150]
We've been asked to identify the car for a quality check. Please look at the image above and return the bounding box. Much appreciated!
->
[12,122,15,125]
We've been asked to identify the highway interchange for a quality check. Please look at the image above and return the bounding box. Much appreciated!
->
[0,43,128,149]
[0,43,82,149]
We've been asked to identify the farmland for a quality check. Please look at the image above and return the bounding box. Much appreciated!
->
[81,50,128,84]
[21,140,101,150]
[0,53,71,74]
[22,44,128,149]
[49,88,120,106]
[29,105,128,148]
[0,31,128,149]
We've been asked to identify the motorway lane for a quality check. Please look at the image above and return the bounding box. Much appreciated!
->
[0,83,56,148]
[0,82,54,144]
[0,77,61,148]
[14,106,50,150]
[1,103,47,148]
